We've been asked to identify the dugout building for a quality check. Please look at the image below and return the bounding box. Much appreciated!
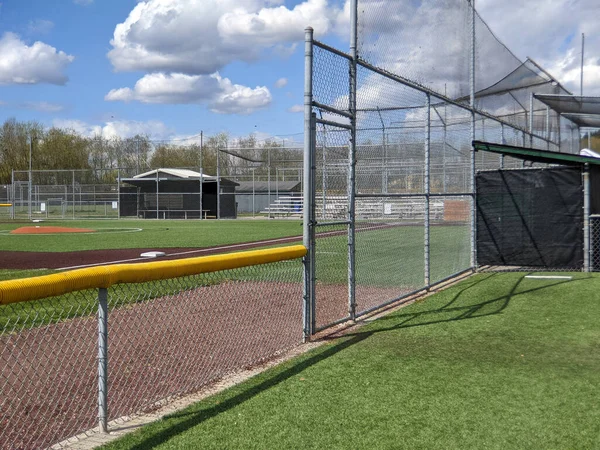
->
[474,141,600,270]
[119,168,238,219]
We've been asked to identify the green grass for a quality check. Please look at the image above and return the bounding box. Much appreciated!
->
[315,223,470,288]
[0,219,303,252]
[101,272,600,450]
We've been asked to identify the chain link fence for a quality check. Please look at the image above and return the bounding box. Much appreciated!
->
[303,0,591,333]
[592,216,600,272]
[0,248,305,449]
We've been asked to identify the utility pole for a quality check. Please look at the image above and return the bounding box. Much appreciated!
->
[28,134,33,220]
[199,131,203,219]
[581,33,585,97]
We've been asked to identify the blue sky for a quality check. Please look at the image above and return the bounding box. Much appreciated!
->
[0,0,347,143]
[0,0,598,143]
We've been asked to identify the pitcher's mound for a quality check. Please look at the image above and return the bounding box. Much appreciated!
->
[10,226,96,234]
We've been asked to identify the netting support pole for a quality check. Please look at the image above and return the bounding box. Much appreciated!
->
[583,164,591,272]
[424,94,431,288]
[97,287,108,433]
[469,0,476,269]
[529,93,534,148]
[303,26,314,341]
[570,127,574,153]
[348,0,358,321]
[558,115,562,151]
[546,106,551,150]
[500,124,505,168]
[11,169,15,219]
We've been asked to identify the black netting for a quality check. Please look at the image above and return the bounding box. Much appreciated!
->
[476,167,583,268]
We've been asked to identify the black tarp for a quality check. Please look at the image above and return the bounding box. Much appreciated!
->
[476,167,583,268]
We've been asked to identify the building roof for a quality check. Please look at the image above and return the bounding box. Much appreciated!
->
[132,168,216,180]
[121,168,238,186]
[473,140,600,167]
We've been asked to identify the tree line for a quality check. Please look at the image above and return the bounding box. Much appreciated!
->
[0,118,302,185]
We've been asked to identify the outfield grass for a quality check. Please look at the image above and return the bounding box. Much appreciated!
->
[0,219,303,252]
[100,272,600,450]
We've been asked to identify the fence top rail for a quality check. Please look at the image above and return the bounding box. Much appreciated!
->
[0,244,307,306]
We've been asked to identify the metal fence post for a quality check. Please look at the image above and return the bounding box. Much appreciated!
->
[469,0,477,270]
[310,113,317,335]
[546,106,551,150]
[155,169,159,219]
[200,134,203,220]
[583,164,590,272]
[424,94,431,287]
[72,170,76,220]
[529,93,534,148]
[500,124,505,168]
[97,287,108,433]
[217,149,221,219]
[117,168,121,220]
[303,26,314,341]
[348,0,358,321]
[11,169,15,219]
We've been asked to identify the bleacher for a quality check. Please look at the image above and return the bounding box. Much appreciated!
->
[260,196,304,217]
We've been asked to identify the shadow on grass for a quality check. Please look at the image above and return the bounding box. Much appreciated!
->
[348,272,587,336]
[119,273,586,449]
[123,333,370,450]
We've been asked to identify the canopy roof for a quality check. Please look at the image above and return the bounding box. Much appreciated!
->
[534,95,600,128]
[473,59,570,99]
[473,140,600,166]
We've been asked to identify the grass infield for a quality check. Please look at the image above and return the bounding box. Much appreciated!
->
[100,272,600,450]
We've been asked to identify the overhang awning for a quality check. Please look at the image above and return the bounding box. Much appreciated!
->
[561,113,600,128]
[534,94,600,128]
[473,140,600,166]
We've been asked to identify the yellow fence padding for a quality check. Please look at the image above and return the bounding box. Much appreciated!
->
[0,245,307,306]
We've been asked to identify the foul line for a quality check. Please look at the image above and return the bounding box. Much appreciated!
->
[57,235,303,271]
[55,221,406,271]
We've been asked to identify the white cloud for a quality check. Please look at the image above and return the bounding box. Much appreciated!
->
[53,119,174,139]
[105,72,272,114]
[53,119,102,137]
[287,104,303,113]
[0,32,74,85]
[20,101,65,112]
[27,19,54,35]
[218,0,331,45]
[275,77,288,88]
[108,0,337,74]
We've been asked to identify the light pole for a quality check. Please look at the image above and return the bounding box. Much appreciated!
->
[28,134,33,220]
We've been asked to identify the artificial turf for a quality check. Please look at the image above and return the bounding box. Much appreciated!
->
[0,219,303,252]
[100,272,600,450]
